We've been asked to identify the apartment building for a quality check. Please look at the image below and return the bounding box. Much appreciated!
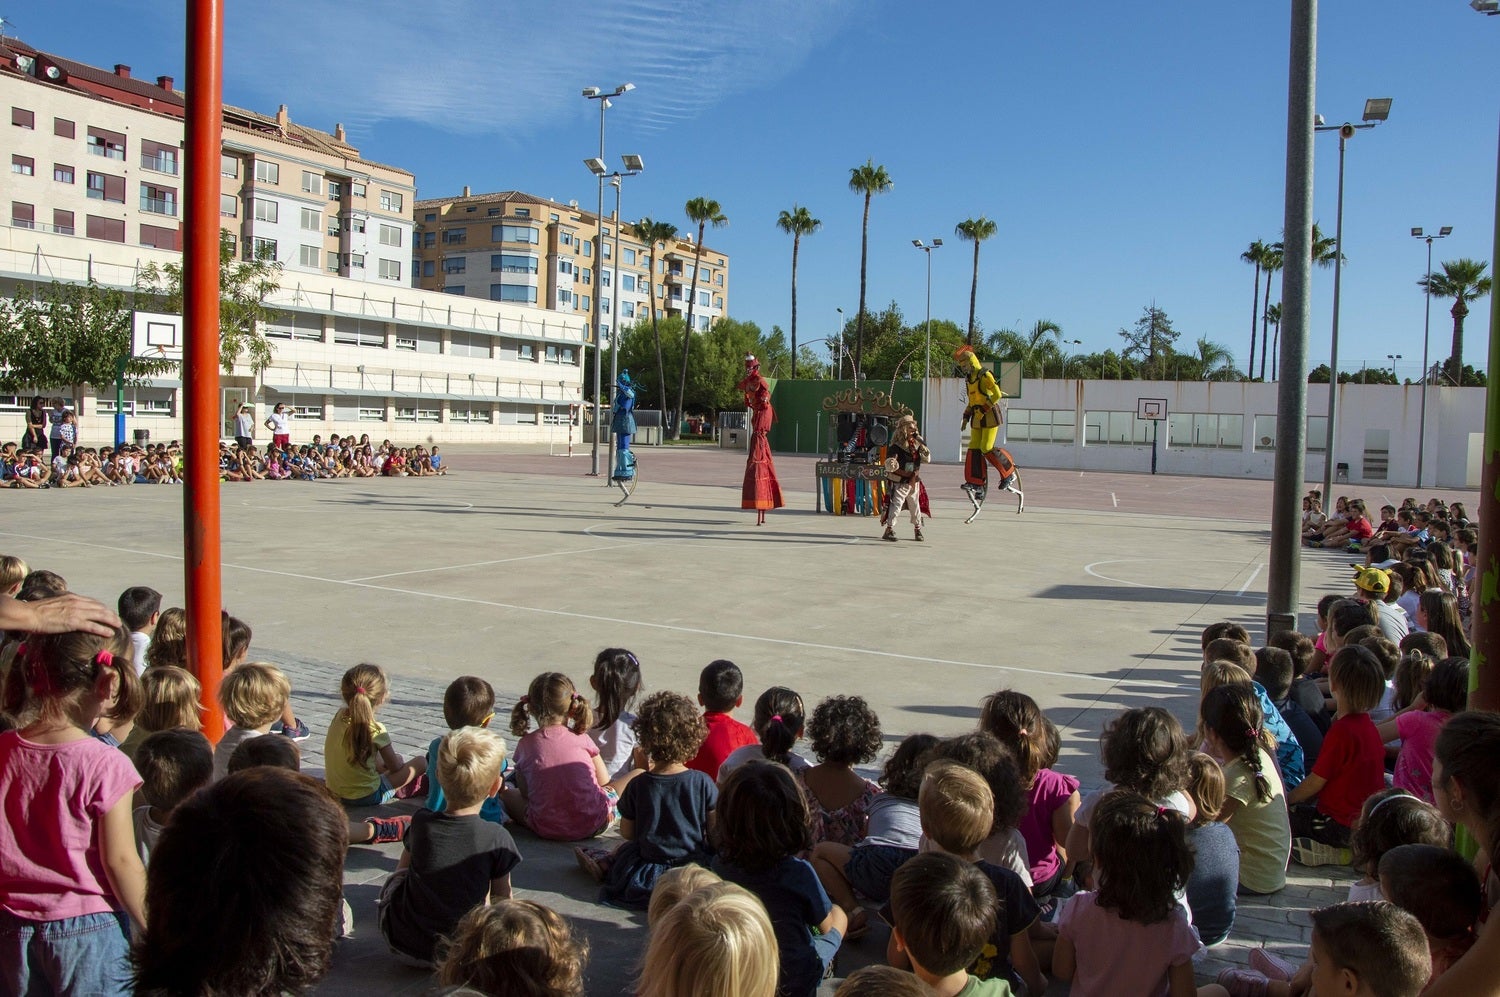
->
[0,39,586,443]
[412,189,731,342]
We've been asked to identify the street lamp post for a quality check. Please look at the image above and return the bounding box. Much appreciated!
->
[1316,97,1392,504]
[581,82,634,477]
[585,154,643,452]
[1064,338,1083,379]
[1387,353,1403,378]
[1411,226,1452,487]
[835,307,845,380]
[912,238,942,431]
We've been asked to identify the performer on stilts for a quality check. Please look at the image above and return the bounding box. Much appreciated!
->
[955,344,1024,521]
[737,354,784,525]
[881,414,930,542]
[610,369,637,504]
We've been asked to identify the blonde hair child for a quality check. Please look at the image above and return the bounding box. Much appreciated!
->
[437,899,587,997]
[120,665,203,761]
[213,662,290,781]
[0,628,146,993]
[143,607,187,671]
[637,881,778,997]
[501,671,626,840]
[646,864,722,928]
[323,663,426,807]
[0,554,27,596]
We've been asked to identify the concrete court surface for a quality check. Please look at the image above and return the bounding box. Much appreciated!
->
[0,446,1470,994]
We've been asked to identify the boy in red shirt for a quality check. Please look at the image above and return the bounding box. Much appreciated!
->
[1286,644,1387,866]
[685,659,757,779]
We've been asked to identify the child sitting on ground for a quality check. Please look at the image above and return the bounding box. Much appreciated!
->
[1286,646,1388,867]
[227,733,301,774]
[645,863,721,928]
[1203,636,1304,789]
[1183,752,1239,946]
[1380,844,1481,989]
[1345,789,1450,902]
[636,881,779,997]
[424,675,506,823]
[1309,902,1430,997]
[119,664,202,761]
[887,761,1045,997]
[117,586,161,675]
[712,760,847,997]
[718,685,811,782]
[888,852,1013,996]
[798,694,884,846]
[1253,646,1322,770]
[685,659,758,780]
[324,663,427,808]
[834,966,932,997]
[923,732,1034,887]
[435,899,587,997]
[1375,655,1468,805]
[586,691,717,910]
[214,662,291,781]
[587,647,643,781]
[1200,684,1290,896]
[378,726,520,967]
[132,728,213,864]
[812,732,935,929]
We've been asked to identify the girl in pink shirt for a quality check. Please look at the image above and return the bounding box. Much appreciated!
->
[501,672,627,841]
[1376,656,1468,804]
[0,628,146,997]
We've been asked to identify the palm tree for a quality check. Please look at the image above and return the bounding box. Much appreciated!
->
[1265,303,1283,381]
[776,205,821,378]
[1241,240,1270,378]
[984,319,1062,378]
[669,197,727,439]
[848,160,893,383]
[1190,336,1240,381]
[955,216,998,346]
[633,216,678,417]
[1266,222,1338,378]
[1418,258,1492,384]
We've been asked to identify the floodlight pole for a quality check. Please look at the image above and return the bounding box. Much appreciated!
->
[1413,227,1451,487]
[184,0,226,737]
[582,83,633,475]
[913,238,942,431]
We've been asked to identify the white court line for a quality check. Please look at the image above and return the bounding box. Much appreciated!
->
[347,542,644,581]
[1237,563,1265,597]
[1111,492,1118,507]
[1084,557,1261,599]
[0,530,1177,689]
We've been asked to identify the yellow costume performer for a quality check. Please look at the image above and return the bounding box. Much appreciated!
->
[955,345,1023,520]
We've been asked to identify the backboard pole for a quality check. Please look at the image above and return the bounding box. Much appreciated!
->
[183,0,226,739]
[113,357,126,449]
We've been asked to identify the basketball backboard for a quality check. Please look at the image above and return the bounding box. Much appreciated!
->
[131,311,183,361]
[1137,397,1169,421]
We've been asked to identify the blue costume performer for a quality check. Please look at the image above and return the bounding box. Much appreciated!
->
[611,370,637,504]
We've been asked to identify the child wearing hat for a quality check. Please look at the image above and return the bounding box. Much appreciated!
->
[1353,567,1409,644]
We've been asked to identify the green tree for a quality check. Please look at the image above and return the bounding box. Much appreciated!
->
[1266,222,1338,379]
[848,159,893,383]
[1117,305,1179,379]
[775,205,820,377]
[1184,336,1240,381]
[985,319,1063,378]
[670,197,728,438]
[1241,239,1271,378]
[0,278,171,395]
[135,230,283,375]
[955,216,998,346]
[1417,258,1492,384]
[1264,303,1283,380]
[633,216,678,415]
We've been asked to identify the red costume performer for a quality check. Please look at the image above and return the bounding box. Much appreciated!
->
[737,354,783,525]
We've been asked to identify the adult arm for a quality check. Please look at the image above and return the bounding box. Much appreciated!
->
[0,593,120,637]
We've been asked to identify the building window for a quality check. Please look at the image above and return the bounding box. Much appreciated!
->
[327,216,342,237]
[253,198,278,223]
[251,237,277,260]
[620,301,635,318]
[11,107,33,128]
[289,405,322,421]
[348,217,366,234]
[86,172,125,203]
[558,290,573,305]
[1166,413,1244,450]
[698,290,710,307]
[1250,415,1328,453]
[10,155,33,176]
[518,343,536,360]
[600,269,611,287]
[327,251,340,273]
[394,406,441,423]
[140,140,178,175]
[254,160,280,184]
[601,298,611,314]
[514,207,530,217]
[140,183,177,216]
[715,272,724,285]
[220,153,238,178]
[713,295,723,309]
[378,224,401,247]
[53,117,73,138]
[442,257,466,274]
[1082,411,1148,446]
[85,215,125,243]
[443,286,465,295]
[140,223,179,250]
[421,260,434,277]
[224,231,237,256]
[351,181,366,197]
[560,232,573,246]
[346,253,365,269]
[378,259,401,281]
[421,231,435,248]
[219,193,237,217]
[582,269,591,286]
[560,259,574,276]
[298,244,320,267]
[494,224,538,244]
[327,180,342,202]
[580,294,590,311]
[300,171,323,195]
[86,127,126,160]
[52,209,74,235]
[443,228,466,245]
[623,247,636,264]
[299,207,320,231]
[490,284,537,303]
[11,201,34,229]
[379,190,402,212]
[583,240,592,257]
[493,253,537,273]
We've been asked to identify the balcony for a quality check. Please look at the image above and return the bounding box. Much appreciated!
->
[139,153,178,175]
[141,196,177,217]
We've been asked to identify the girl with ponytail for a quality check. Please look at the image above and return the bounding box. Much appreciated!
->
[323,663,427,807]
[1200,683,1291,894]
[717,686,809,783]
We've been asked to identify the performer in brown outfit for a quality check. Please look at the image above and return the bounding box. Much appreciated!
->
[736,354,784,525]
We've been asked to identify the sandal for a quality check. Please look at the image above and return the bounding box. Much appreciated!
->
[844,906,870,940]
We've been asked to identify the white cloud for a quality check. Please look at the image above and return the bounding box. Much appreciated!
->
[225,0,851,136]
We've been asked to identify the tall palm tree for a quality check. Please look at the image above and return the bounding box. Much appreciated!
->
[1191,336,1240,381]
[1418,258,1492,384]
[670,197,727,439]
[984,319,1062,378]
[848,159,893,383]
[1265,303,1283,381]
[1266,222,1339,378]
[1241,240,1269,378]
[955,216,998,346]
[633,216,678,417]
[776,205,821,378]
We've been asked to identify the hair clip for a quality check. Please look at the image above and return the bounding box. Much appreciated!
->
[1156,806,1169,819]
[354,685,367,696]
[571,693,583,703]
[93,650,114,669]
[480,712,495,727]
[1245,728,1258,739]
[519,695,530,706]
[770,714,783,724]
[1017,727,1029,737]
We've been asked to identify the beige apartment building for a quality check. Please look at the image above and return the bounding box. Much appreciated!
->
[412,189,730,342]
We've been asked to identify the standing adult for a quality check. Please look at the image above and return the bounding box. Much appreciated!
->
[736,354,783,526]
[953,345,1008,519]
[233,405,255,451]
[610,370,637,487]
[46,396,68,460]
[22,396,47,453]
[264,403,291,453]
[881,414,929,543]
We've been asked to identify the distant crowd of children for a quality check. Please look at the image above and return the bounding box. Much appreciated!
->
[0,501,1494,997]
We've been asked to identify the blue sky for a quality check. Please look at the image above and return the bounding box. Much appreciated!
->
[21,1,1500,378]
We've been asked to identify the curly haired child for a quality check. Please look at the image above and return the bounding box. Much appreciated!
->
[798,694,884,846]
[436,899,587,997]
[1345,789,1449,903]
[1183,752,1239,946]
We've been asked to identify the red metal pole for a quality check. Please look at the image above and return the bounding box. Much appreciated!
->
[184,0,225,738]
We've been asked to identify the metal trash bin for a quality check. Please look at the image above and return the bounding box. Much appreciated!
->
[133,429,150,445]
[1335,462,1349,483]
[718,411,748,450]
